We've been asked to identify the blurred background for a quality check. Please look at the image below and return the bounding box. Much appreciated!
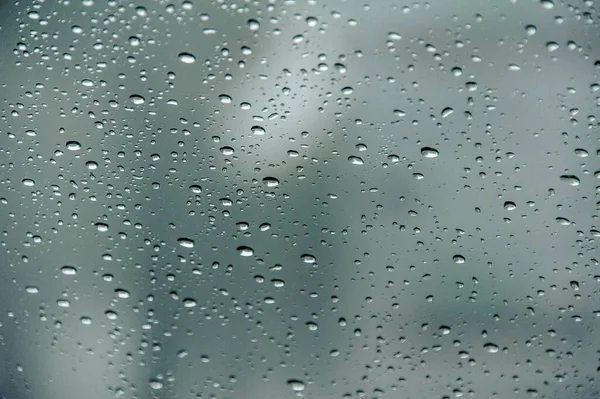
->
[0,0,599,398]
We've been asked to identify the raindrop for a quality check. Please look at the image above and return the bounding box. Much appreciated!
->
[301,254,316,264]
[237,246,254,257]
[559,175,580,186]
[504,201,516,211]
[251,125,265,135]
[287,379,305,392]
[220,146,234,155]
[546,41,559,52]
[66,141,82,151]
[348,156,364,165]
[149,380,163,390]
[189,185,202,194]
[218,94,232,104]
[441,107,454,118]
[61,266,77,275]
[508,64,521,71]
[178,52,196,64]
[183,298,197,308]
[483,343,499,353]
[453,255,465,264]
[421,147,439,158]
[130,95,145,105]
[263,177,280,187]
[525,25,537,35]
[247,19,260,31]
[574,148,588,157]
[178,238,195,248]
[22,179,35,187]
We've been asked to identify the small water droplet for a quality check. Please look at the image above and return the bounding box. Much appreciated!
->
[504,201,516,211]
[22,179,35,187]
[525,25,537,35]
[149,380,163,390]
[247,19,260,31]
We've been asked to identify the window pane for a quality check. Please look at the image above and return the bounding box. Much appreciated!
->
[1,1,599,398]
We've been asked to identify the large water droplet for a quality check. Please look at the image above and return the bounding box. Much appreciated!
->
[66,141,82,151]
[421,147,439,158]
[178,52,196,64]
[287,379,305,392]
[484,343,499,353]
[251,125,265,135]
[348,156,364,165]
[237,246,254,257]
[61,266,77,275]
[263,177,280,187]
[178,238,195,248]
[559,175,580,186]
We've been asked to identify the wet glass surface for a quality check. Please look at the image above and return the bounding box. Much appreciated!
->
[0,1,599,398]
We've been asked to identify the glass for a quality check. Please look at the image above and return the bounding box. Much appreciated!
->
[1,0,599,398]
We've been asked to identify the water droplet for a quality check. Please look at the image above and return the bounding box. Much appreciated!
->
[61,266,77,275]
[26,286,39,294]
[251,125,265,135]
[559,175,580,186]
[441,107,454,118]
[556,217,571,226]
[287,379,305,392]
[105,310,118,320]
[301,254,316,264]
[508,64,521,71]
[570,281,580,290]
[388,32,402,41]
[183,298,197,308]
[525,25,537,35]
[247,19,260,31]
[189,185,202,194]
[453,255,465,264]
[263,177,280,187]
[237,246,254,257]
[504,201,516,211]
[130,95,145,105]
[421,147,439,158]
[348,156,364,165]
[574,148,588,157]
[546,41,559,52]
[483,343,499,353]
[22,179,35,187]
[178,238,195,248]
[66,141,82,151]
[220,146,234,155]
[80,316,92,325]
[218,94,232,104]
[178,52,196,64]
[439,325,451,335]
[95,223,109,232]
[149,380,163,390]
